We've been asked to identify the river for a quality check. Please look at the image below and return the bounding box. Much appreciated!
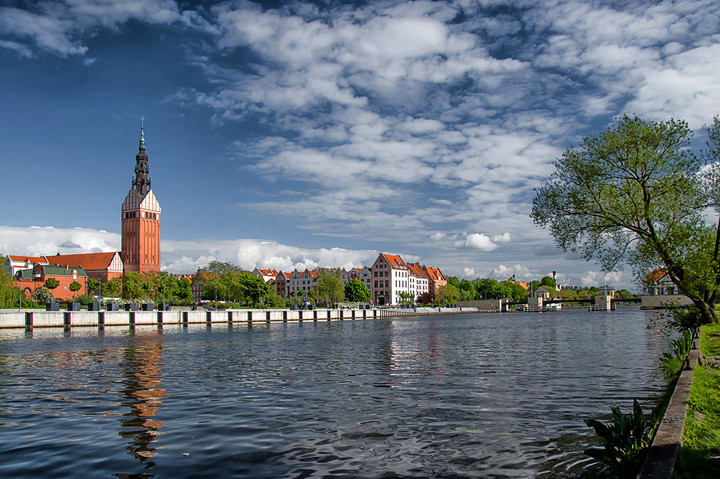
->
[0,308,669,478]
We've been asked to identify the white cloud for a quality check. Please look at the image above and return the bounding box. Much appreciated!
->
[460,233,497,251]
[492,264,532,281]
[580,271,624,288]
[493,232,511,242]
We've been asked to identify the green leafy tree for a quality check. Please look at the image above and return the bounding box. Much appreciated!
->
[314,268,344,306]
[398,291,414,305]
[436,283,460,305]
[532,115,720,324]
[0,256,18,307]
[345,279,370,302]
[499,281,528,302]
[103,278,121,297]
[44,277,60,294]
[121,272,152,301]
[87,277,100,295]
[540,276,556,289]
[206,261,243,276]
[69,281,82,300]
[238,273,269,307]
[176,277,193,303]
[474,278,503,300]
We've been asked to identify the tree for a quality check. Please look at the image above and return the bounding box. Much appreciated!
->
[69,281,82,299]
[436,283,459,305]
[121,272,151,301]
[315,269,344,306]
[474,278,502,300]
[238,274,269,307]
[44,277,60,293]
[104,278,121,297]
[345,279,370,302]
[32,287,54,304]
[532,115,720,324]
[0,256,17,308]
[417,291,433,305]
[398,291,414,305]
[87,277,100,295]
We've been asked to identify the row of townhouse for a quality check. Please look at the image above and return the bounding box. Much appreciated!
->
[251,253,447,306]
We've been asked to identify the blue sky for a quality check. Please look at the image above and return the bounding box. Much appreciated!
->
[2,0,720,291]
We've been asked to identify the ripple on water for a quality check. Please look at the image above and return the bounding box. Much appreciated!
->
[0,310,667,478]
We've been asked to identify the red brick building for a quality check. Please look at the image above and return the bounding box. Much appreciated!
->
[15,264,88,301]
[47,252,123,282]
[121,124,161,273]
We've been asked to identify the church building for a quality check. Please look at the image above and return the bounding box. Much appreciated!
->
[121,123,161,273]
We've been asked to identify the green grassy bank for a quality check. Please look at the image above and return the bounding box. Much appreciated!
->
[674,323,720,478]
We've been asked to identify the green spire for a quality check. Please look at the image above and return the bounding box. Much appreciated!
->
[139,116,146,151]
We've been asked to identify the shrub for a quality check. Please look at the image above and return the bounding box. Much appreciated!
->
[658,329,693,383]
[585,400,661,478]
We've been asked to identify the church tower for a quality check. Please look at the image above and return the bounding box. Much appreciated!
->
[121,122,161,273]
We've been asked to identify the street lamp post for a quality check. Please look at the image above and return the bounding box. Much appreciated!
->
[98,277,103,308]
[214,285,217,310]
[163,282,166,311]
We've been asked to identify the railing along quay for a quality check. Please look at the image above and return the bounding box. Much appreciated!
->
[0,307,479,330]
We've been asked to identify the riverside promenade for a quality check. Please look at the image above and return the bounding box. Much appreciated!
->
[0,306,479,330]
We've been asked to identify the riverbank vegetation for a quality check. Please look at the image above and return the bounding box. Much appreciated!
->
[675,323,720,478]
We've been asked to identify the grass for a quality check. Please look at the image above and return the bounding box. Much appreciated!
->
[674,323,720,478]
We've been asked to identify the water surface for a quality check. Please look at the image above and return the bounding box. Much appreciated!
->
[0,309,669,478]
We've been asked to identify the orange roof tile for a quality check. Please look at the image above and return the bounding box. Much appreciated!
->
[382,254,407,269]
[645,269,669,283]
[48,252,119,271]
[8,255,48,264]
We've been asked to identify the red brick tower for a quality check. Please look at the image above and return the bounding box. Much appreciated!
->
[121,122,161,273]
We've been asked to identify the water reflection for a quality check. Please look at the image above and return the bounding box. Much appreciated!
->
[118,340,166,467]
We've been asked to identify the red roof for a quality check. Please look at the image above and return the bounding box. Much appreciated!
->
[423,266,445,282]
[407,263,425,276]
[48,252,119,271]
[9,255,48,264]
[257,269,279,276]
[645,269,669,283]
[382,254,407,269]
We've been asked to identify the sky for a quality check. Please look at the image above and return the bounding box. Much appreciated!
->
[1,0,720,291]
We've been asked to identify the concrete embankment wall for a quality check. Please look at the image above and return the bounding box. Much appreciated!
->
[640,294,693,309]
[0,307,478,330]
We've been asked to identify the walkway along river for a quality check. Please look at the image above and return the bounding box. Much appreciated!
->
[0,308,669,478]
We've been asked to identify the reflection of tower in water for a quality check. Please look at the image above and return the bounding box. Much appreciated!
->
[118,340,166,467]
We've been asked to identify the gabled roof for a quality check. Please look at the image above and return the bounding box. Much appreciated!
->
[8,255,48,264]
[48,252,119,271]
[645,269,670,283]
[256,268,279,276]
[407,263,426,277]
[381,253,407,269]
[276,271,292,279]
[423,266,444,281]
